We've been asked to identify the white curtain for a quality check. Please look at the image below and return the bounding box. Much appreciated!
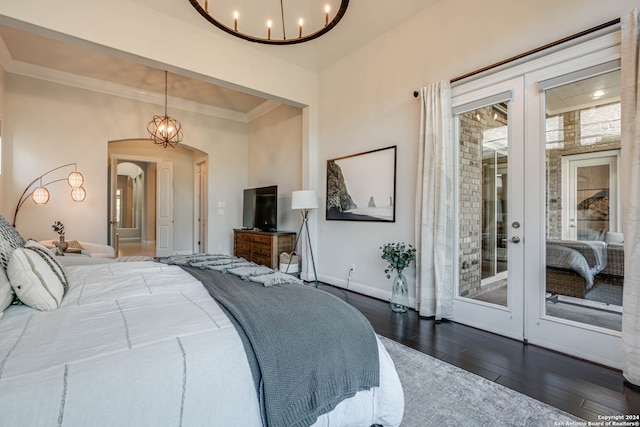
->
[415,81,455,320]
[621,9,640,386]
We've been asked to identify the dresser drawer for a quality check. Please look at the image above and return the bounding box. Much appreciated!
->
[235,240,251,252]
[236,234,252,244]
[252,242,272,256]
[235,249,251,260]
[251,234,272,244]
[253,254,272,267]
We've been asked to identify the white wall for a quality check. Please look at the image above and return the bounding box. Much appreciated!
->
[316,0,639,302]
[248,104,303,236]
[3,73,248,252]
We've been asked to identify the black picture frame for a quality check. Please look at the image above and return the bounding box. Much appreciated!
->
[326,145,397,222]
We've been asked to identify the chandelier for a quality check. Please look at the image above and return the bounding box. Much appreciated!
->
[187,0,349,45]
[147,71,184,148]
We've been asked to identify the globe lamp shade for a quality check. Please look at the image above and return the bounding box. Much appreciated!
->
[67,171,85,188]
[32,187,50,204]
[71,187,87,202]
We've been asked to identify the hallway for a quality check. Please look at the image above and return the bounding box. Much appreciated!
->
[117,241,156,258]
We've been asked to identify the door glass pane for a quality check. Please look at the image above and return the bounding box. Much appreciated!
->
[458,102,509,307]
[576,164,610,240]
[544,69,622,331]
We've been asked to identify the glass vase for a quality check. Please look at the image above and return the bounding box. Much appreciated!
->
[56,236,68,255]
[390,269,409,313]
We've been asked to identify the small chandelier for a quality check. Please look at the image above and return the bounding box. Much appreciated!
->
[188,0,349,45]
[147,71,184,148]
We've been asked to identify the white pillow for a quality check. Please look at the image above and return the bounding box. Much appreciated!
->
[0,268,13,314]
[8,240,68,311]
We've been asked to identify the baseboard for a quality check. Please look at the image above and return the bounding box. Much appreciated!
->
[172,250,193,256]
[118,237,141,243]
[317,273,417,309]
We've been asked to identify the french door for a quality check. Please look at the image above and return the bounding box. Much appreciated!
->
[451,77,526,341]
[451,32,624,368]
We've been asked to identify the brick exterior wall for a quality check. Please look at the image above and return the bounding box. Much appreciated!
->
[458,106,507,298]
[545,104,621,240]
[457,102,620,299]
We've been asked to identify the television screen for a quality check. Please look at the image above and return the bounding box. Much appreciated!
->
[242,185,278,231]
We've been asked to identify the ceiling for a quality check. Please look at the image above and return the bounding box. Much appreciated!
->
[0,0,438,118]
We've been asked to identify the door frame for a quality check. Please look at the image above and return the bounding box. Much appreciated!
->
[193,160,208,253]
[108,153,166,257]
[562,150,620,240]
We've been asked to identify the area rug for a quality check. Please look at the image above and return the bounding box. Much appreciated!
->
[378,336,581,426]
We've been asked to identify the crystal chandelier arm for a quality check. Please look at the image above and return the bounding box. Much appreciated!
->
[12,163,81,227]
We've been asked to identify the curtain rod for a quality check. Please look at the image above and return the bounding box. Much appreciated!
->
[413,17,621,97]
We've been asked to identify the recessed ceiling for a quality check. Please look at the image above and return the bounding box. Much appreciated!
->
[545,70,621,116]
[0,24,270,114]
[0,0,440,116]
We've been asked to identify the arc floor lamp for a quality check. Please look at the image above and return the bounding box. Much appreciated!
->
[12,163,86,227]
[288,190,319,286]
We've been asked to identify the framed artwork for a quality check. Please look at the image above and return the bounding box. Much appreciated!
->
[326,145,397,222]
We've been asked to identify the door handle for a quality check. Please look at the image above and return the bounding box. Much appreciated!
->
[501,236,521,244]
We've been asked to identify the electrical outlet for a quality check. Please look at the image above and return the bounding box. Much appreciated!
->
[350,264,356,272]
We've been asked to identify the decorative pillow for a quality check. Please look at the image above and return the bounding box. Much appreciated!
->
[7,240,68,311]
[0,215,25,271]
[0,267,13,314]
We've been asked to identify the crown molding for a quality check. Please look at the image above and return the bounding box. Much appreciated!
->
[246,99,283,122]
[0,36,11,71]
[4,59,251,123]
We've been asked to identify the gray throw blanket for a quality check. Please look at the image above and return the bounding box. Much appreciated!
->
[181,266,380,427]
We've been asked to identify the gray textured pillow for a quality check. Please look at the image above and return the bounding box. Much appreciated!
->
[0,215,25,271]
[8,241,68,311]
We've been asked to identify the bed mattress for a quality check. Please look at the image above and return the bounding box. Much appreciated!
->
[0,261,403,426]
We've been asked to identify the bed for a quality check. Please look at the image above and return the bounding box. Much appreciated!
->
[545,239,607,298]
[0,239,404,426]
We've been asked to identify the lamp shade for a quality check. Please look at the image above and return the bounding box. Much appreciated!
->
[67,171,84,188]
[31,187,50,204]
[291,190,318,210]
[71,187,87,202]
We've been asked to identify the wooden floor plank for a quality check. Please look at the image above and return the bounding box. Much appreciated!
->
[317,283,640,419]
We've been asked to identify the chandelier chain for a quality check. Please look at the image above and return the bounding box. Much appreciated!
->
[280,0,286,40]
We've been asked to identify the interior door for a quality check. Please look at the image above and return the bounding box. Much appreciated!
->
[108,157,119,255]
[156,161,173,257]
[451,77,526,341]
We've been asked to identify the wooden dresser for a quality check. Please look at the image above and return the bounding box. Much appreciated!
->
[233,229,296,269]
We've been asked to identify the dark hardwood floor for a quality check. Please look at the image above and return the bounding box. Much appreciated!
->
[317,282,640,421]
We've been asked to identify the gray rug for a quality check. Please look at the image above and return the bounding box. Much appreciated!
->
[379,336,581,426]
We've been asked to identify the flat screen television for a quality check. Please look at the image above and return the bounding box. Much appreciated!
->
[242,185,278,231]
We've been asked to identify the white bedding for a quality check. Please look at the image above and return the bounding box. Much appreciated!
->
[0,261,403,426]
